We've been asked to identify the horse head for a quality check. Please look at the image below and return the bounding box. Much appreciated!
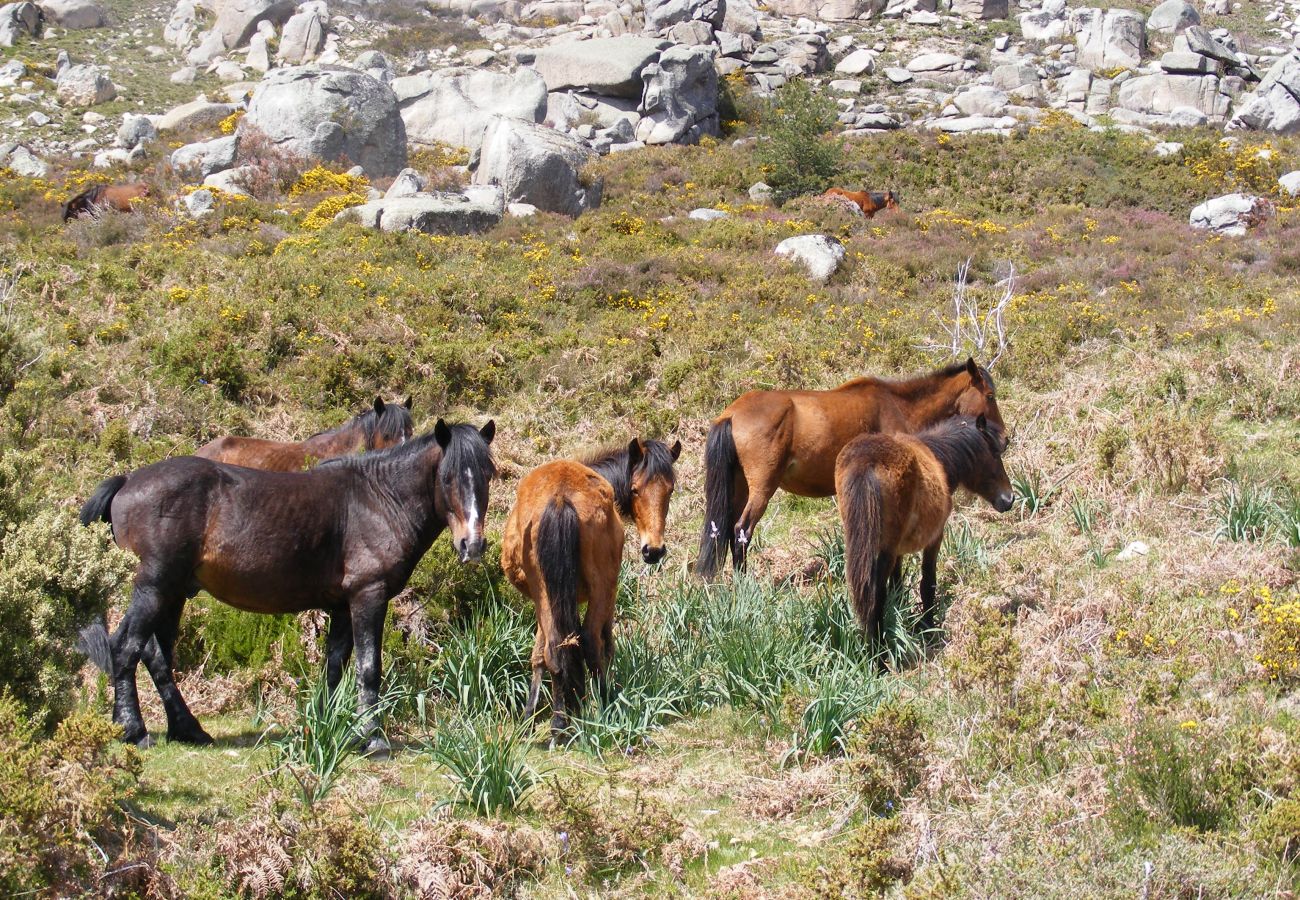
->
[434,418,496,563]
[971,414,1015,512]
[626,437,682,564]
[953,357,1006,441]
[366,395,415,450]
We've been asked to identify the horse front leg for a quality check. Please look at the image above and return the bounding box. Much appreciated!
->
[324,608,354,694]
[349,588,390,757]
[919,541,941,634]
[140,597,212,745]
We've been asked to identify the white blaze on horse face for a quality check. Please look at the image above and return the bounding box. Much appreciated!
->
[463,467,479,536]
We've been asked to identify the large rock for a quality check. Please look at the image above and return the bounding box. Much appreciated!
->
[116,113,158,149]
[643,0,718,30]
[952,0,1006,19]
[171,134,238,177]
[157,96,239,131]
[0,142,47,177]
[907,51,963,72]
[528,37,666,98]
[1117,71,1228,118]
[1020,0,1066,40]
[472,116,600,216]
[214,0,294,49]
[395,67,546,152]
[548,90,640,130]
[39,0,104,28]
[187,27,226,65]
[1189,192,1270,235]
[774,234,844,282]
[635,45,719,145]
[338,187,504,234]
[0,2,42,47]
[164,0,196,47]
[1228,52,1300,133]
[1280,171,1300,197]
[1146,0,1198,34]
[836,48,876,75]
[764,0,880,20]
[277,3,327,64]
[242,65,406,176]
[954,85,1009,115]
[719,0,759,36]
[56,64,115,106]
[1160,51,1218,74]
[1071,7,1145,71]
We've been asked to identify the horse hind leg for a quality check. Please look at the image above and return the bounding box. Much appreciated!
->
[140,597,212,745]
[523,627,546,721]
[111,583,177,747]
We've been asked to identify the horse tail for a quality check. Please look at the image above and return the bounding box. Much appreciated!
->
[537,498,584,708]
[61,192,81,222]
[77,618,113,674]
[79,474,127,526]
[841,468,882,635]
[696,418,739,579]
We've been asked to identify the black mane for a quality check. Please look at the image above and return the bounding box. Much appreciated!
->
[310,401,414,449]
[319,423,495,483]
[917,417,1000,492]
[584,439,677,517]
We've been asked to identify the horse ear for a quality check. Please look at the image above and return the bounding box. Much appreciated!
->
[434,418,452,448]
[374,396,385,416]
[669,440,682,461]
[965,357,983,386]
[404,395,413,410]
[627,438,644,475]
[479,420,495,444]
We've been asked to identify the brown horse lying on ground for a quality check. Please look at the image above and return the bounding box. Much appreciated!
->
[836,414,1014,649]
[502,438,680,734]
[194,396,414,470]
[696,359,1005,577]
[822,188,899,218]
[62,183,151,222]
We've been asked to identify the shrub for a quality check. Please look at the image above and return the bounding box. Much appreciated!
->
[430,718,540,815]
[803,817,913,898]
[540,780,686,880]
[0,510,133,731]
[1253,797,1300,862]
[269,669,369,808]
[846,701,928,814]
[1213,480,1274,542]
[755,78,843,205]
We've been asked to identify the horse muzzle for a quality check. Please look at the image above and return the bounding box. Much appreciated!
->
[994,492,1015,513]
[457,537,486,564]
[641,544,666,565]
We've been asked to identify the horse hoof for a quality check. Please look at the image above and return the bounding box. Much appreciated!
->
[128,732,155,749]
[361,736,391,759]
[169,726,215,746]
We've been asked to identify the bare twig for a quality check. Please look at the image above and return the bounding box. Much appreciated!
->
[918,258,1015,368]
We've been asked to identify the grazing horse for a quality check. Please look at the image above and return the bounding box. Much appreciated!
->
[78,419,496,750]
[62,183,151,222]
[502,438,681,734]
[822,188,899,218]
[696,359,1005,577]
[194,396,414,470]
[836,415,1013,648]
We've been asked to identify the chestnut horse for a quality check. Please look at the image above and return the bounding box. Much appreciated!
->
[79,419,496,751]
[822,188,899,218]
[62,183,151,222]
[502,438,681,734]
[696,359,1005,577]
[194,396,414,470]
[836,414,1013,648]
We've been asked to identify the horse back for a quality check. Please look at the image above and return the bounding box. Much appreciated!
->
[194,435,312,472]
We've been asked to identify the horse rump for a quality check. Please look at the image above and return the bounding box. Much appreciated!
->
[537,498,585,711]
[696,418,740,578]
[62,185,104,222]
[840,467,883,636]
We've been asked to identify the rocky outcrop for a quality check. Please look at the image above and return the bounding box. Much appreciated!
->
[394,67,547,152]
[1118,72,1230,119]
[1070,7,1145,71]
[1189,192,1271,235]
[214,0,295,49]
[635,45,719,144]
[338,186,504,234]
[56,64,116,106]
[1228,52,1300,134]
[277,2,327,65]
[527,37,667,98]
[764,0,880,21]
[38,0,105,28]
[472,116,600,216]
[0,2,42,47]
[242,65,407,177]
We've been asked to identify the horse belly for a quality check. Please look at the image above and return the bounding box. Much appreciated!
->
[195,561,332,614]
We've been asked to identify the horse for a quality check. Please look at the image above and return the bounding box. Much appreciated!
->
[501,438,681,734]
[62,183,151,222]
[696,358,1006,578]
[822,188,899,218]
[836,414,1014,649]
[194,396,414,470]
[77,419,496,751]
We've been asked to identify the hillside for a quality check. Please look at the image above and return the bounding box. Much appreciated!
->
[2,0,1300,894]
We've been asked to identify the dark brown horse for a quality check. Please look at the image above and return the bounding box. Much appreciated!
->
[696,359,1005,577]
[822,188,899,218]
[502,439,680,734]
[62,183,151,222]
[836,414,1013,648]
[79,419,496,751]
[194,396,414,470]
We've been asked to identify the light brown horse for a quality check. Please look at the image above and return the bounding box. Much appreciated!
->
[822,188,899,218]
[502,438,680,734]
[696,359,1005,577]
[62,183,151,222]
[836,415,1013,648]
[194,396,413,471]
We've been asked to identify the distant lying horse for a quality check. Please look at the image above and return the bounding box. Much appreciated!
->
[503,438,681,734]
[836,414,1013,647]
[822,188,899,218]
[62,183,151,222]
[79,419,496,750]
[696,359,1005,577]
[194,396,414,470]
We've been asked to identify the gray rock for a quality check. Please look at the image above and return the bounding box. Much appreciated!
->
[643,0,718,29]
[993,61,1040,90]
[339,188,503,234]
[689,207,730,219]
[1227,51,1300,133]
[774,233,844,282]
[828,78,861,93]
[954,84,1009,115]
[1189,192,1270,234]
[907,52,963,72]
[934,113,1018,132]
[117,113,157,148]
[203,165,256,194]
[952,0,1006,19]
[1161,50,1219,73]
[278,4,327,65]
[39,0,105,28]
[247,32,270,72]
[0,2,42,47]
[1182,26,1237,63]
[1165,104,1207,126]
[186,27,226,65]
[0,143,47,176]
[1279,170,1300,196]
[1154,140,1183,155]
[635,45,719,145]
[1147,0,1198,35]
[1071,7,1145,71]
[170,65,197,84]
[242,65,407,176]
[0,59,24,86]
[171,134,238,177]
[548,90,640,131]
[185,188,216,217]
[764,0,881,21]
[472,115,600,216]
[396,67,547,153]
[157,97,239,131]
[884,66,913,83]
[214,0,295,49]
[529,37,666,98]
[748,180,772,201]
[1020,6,1066,41]
[164,0,196,47]
[56,64,116,106]
[666,20,714,45]
[25,109,49,126]
[1117,72,1228,118]
[384,168,425,199]
[835,47,876,75]
[719,0,759,36]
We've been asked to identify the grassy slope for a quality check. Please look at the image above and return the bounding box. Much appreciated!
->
[2,110,1299,895]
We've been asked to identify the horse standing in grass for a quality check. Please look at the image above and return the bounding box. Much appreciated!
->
[502,438,681,734]
[62,183,151,222]
[836,414,1014,648]
[696,359,1006,577]
[194,396,414,470]
[822,188,899,218]
[79,419,496,751]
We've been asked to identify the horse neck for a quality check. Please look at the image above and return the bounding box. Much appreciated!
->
[919,429,982,495]
[359,437,442,545]
[886,371,967,431]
